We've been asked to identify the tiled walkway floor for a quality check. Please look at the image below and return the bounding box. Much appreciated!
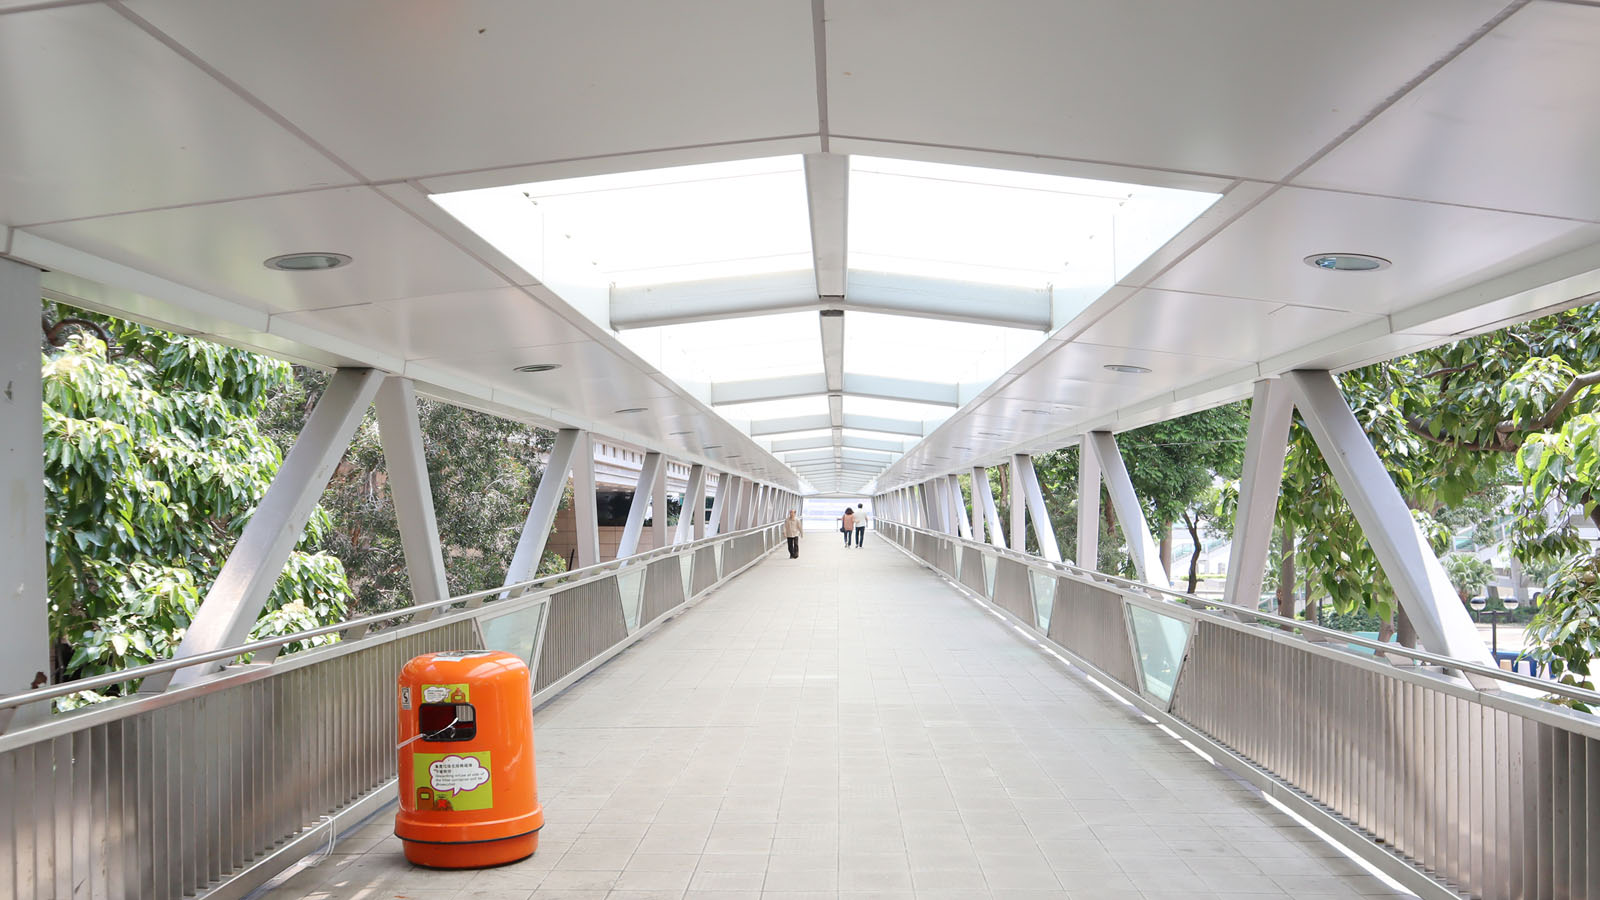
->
[266,531,1405,900]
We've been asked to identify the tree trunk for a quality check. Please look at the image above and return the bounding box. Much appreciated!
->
[1276,526,1295,619]
[1184,511,1202,594]
[1378,616,1396,644]
[1397,605,1418,648]
[1158,523,1172,585]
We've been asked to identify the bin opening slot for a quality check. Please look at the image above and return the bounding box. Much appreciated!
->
[419,702,476,742]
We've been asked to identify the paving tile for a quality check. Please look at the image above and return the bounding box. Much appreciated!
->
[257,541,1397,900]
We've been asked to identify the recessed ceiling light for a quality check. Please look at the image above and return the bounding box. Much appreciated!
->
[614,407,649,414]
[512,363,561,373]
[1021,408,1051,415]
[1103,364,1152,374]
[669,430,694,436]
[978,432,1003,437]
[1303,253,1390,272]
[703,444,722,449]
[725,453,742,458]
[952,446,971,450]
[264,252,352,271]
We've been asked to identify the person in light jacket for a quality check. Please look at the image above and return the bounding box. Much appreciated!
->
[840,507,856,547]
[853,504,867,547]
[783,509,802,559]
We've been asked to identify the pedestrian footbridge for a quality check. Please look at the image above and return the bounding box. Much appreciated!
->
[4,520,1596,900]
[6,3,1600,899]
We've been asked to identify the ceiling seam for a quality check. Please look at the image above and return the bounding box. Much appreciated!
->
[1274,0,1534,185]
[106,0,371,184]
[0,0,99,16]
[811,0,830,152]
[16,182,367,230]
[1287,182,1600,227]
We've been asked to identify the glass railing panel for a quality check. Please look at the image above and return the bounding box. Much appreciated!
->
[983,551,998,596]
[1126,604,1191,704]
[1030,569,1057,632]
[616,569,645,632]
[713,543,724,579]
[478,603,548,668]
[679,553,695,599]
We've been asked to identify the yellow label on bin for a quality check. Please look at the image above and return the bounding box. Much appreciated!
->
[413,751,493,811]
[421,683,470,704]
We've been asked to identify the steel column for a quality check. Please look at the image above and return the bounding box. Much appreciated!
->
[499,428,583,596]
[1223,379,1294,608]
[1016,454,1062,562]
[948,474,973,539]
[157,367,385,690]
[616,451,664,559]
[1077,435,1101,569]
[1,258,48,728]
[676,464,706,544]
[373,377,450,620]
[1282,370,1495,666]
[973,466,1005,548]
[652,456,670,550]
[1009,461,1027,554]
[712,475,738,534]
[1085,431,1169,588]
[571,431,601,569]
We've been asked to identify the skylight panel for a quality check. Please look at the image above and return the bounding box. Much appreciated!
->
[434,155,812,291]
[843,312,1037,386]
[714,395,829,422]
[843,395,953,423]
[618,311,823,386]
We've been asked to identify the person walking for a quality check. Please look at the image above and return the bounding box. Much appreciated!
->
[840,507,856,547]
[854,505,867,547]
[783,509,802,559]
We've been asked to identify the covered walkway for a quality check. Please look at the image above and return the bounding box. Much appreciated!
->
[265,535,1394,900]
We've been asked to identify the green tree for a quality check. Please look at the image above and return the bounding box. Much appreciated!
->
[1273,302,1599,684]
[1443,553,1494,602]
[41,307,351,702]
[260,368,564,615]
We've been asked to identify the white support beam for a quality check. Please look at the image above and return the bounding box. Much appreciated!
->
[820,310,845,394]
[839,373,959,407]
[610,270,816,330]
[1282,371,1494,666]
[617,451,664,559]
[751,412,922,438]
[805,152,849,298]
[974,466,1006,549]
[711,372,957,408]
[1015,454,1062,562]
[750,414,832,437]
[158,367,385,690]
[948,474,973,540]
[652,453,669,550]
[1077,434,1101,569]
[1223,380,1294,608]
[676,463,706,545]
[846,270,1053,331]
[1086,432,1169,588]
[1009,461,1026,554]
[710,373,828,406]
[844,414,924,437]
[374,377,450,621]
[572,431,601,569]
[1,259,48,728]
[707,472,729,536]
[500,428,583,598]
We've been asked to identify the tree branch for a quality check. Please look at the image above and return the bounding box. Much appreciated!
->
[1534,371,1600,430]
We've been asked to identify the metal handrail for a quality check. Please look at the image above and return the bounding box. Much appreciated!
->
[0,522,779,712]
[885,519,1600,707]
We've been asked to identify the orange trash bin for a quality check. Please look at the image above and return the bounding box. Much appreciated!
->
[394,650,544,867]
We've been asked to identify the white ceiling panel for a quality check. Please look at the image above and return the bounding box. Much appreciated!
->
[1148,188,1600,315]
[270,288,591,362]
[25,187,507,314]
[825,0,1508,180]
[124,0,821,180]
[0,4,353,226]
[1299,2,1600,223]
[1073,289,1383,362]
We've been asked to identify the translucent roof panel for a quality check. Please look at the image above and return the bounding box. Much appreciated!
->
[849,155,1219,288]
[714,395,830,423]
[842,396,954,424]
[434,155,812,290]
[843,312,1039,387]
[617,312,822,387]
